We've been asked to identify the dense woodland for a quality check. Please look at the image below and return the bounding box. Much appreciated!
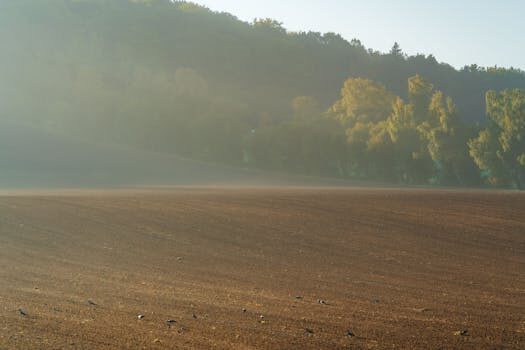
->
[1,0,524,188]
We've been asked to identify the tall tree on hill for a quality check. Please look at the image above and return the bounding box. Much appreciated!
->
[390,42,403,57]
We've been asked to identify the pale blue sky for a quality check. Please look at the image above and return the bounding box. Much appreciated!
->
[192,0,523,70]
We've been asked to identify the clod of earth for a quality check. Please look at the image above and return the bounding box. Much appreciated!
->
[453,330,469,336]
[18,308,28,316]
[87,300,97,306]
[138,314,145,320]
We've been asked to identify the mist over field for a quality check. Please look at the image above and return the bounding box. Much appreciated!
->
[0,119,258,188]
[1,0,524,188]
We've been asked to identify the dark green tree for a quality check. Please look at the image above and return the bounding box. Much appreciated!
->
[390,42,403,57]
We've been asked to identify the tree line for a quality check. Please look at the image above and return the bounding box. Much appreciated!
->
[249,76,524,189]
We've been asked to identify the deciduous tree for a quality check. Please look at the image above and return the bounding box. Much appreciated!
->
[469,89,525,189]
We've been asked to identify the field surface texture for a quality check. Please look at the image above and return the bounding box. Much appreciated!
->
[0,188,524,349]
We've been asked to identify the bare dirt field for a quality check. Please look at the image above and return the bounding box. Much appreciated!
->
[0,187,524,349]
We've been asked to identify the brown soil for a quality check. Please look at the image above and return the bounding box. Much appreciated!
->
[1,188,524,349]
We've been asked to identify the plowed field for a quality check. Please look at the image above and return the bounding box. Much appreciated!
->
[1,188,524,349]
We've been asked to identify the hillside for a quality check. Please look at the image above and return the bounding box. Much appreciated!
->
[0,121,258,187]
[1,1,524,127]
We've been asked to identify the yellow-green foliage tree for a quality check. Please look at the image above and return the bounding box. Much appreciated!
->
[330,75,478,184]
[419,91,477,185]
[408,75,434,123]
[328,78,396,178]
[331,76,433,183]
[385,96,433,183]
[329,78,395,127]
[469,89,525,189]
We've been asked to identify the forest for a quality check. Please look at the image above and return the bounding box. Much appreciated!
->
[1,0,524,188]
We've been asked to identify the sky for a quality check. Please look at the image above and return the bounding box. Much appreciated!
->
[192,0,524,70]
